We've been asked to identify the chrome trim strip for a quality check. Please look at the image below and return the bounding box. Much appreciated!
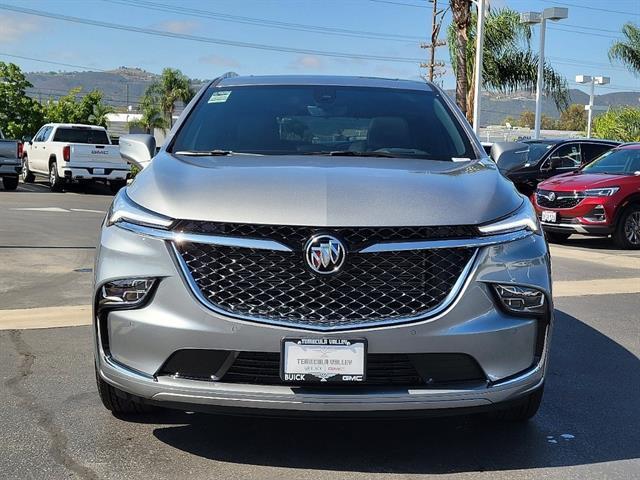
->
[540,222,589,233]
[115,221,293,252]
[360,230,532,253]
[170,243,481,332]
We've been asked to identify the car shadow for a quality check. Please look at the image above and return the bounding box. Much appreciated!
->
[16,180,114,196]
[143,310,639,474]
[553,235,621,251]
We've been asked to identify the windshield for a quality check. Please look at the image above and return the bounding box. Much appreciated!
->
[582,148,640,175]
[171,85,476,160]
[53,128,110,145]
[524,141,555,162]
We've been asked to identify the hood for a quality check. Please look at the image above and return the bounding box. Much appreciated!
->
[539,171,628,191]
[127,153,521,227]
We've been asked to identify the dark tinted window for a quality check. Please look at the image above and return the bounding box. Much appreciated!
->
[548,143,582,169]
[53,128,109,145]
[581,143,616,164]
[172,85,476,160]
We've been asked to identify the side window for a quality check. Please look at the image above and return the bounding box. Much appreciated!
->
[581,143,615,165]
[33,127,47,142]
[549,143,582,169]
[41,126,53,142]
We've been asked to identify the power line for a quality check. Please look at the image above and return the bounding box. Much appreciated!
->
[103,0,424,43]
[547,25,621,40]
[0,52,107,72]
[0,3,424,64]
[369,0,428,7]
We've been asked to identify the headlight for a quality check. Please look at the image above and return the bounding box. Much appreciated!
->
[478,200,541,236]
[107,188,174,229]
[583,187,619,197]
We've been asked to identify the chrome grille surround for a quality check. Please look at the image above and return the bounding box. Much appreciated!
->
[170,224,482,331]
[536,190,584,209]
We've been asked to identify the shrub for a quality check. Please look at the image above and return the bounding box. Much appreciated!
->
[593,107,640,142]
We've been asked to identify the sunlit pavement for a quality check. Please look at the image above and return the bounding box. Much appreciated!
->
[1,185,638,479]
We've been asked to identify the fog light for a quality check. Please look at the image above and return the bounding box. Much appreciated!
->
[493,284,545,314]
[100,278,156,307]
[584,205,607,223]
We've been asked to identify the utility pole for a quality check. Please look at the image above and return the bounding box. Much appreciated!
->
[420,0,447,82]
[471,0,486,134]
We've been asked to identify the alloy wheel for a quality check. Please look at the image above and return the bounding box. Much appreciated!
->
[624,211,640,245]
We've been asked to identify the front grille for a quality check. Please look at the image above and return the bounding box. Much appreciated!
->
[176,242,475,329]
[536,190,582,209]
[158,351,487,387]
[173,221,479,251]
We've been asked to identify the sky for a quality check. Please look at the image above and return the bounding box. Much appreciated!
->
[0,0,639,97]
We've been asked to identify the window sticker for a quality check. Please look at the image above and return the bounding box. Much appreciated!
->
[208,90,232,103]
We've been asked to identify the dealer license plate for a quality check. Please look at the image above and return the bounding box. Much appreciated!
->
[93,168,105,175]
[541,210,557,223]
[281,338,366,383]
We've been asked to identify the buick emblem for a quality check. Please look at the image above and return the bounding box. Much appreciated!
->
[305,235,346,274]
[548,192,556,201]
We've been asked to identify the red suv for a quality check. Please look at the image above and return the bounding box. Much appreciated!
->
[534,143,640,249]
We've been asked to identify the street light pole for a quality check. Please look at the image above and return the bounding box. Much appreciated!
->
[472,0,487,134]
[533,15,546,140]
[576,75,610,138]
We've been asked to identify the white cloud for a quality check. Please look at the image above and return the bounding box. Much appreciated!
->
[0,15,39,42]
[154,20,199,34]
[289,55,325,70]
[199,53,241,68]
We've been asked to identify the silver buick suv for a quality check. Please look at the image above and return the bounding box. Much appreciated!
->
[94,75,552,420]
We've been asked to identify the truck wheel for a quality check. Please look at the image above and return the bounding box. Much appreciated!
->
[2,176,19,191]
[545,231,571,244]
[49,161,64,192]
[95,366,156,416]
[494,385,544,422]
[22,157,35,183]
[109,180,126,194]
[613,205,640,249]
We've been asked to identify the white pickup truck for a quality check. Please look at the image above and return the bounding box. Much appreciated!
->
[22,123,130,192]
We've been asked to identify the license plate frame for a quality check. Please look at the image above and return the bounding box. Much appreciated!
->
[93,168,105,175]
[541,210,557,223]
[280,338,367,383]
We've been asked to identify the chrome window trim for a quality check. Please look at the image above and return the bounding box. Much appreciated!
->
[169,243,481,332]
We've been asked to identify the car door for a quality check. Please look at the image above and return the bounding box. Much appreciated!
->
[31,126,53,173]
[538,142,582,180]
[580,142,616,166]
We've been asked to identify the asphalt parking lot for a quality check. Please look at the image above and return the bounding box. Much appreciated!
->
[1,181,639,480]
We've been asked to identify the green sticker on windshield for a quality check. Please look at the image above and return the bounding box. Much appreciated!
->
[208,90,232,103]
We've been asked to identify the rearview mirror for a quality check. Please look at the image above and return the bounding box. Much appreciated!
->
[490,142,530,175]
[119,134,156,170]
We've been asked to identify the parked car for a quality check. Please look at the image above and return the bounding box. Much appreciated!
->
[494,138,619,196]
[21,123,130,192]
[534,143,640,248]
[0,128,22,190]
[95,75,552,421]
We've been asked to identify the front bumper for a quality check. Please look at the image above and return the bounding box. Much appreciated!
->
[94,225,552,413]
[534,194,617,236]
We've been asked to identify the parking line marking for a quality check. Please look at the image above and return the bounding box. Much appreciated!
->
[0,305,91,330]
[554,278,640,297]
[70,208,106,214]
[10,207,70,213]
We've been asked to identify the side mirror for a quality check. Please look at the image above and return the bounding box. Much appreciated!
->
[21,135,32,144]
[119,134,156,169]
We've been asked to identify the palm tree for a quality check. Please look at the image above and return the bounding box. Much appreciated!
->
[88,102,114,129]
[447,7,569,122]
[450,0,472,117]
[148,68,194,128]
[129,91,168,134]
[609,22,640,76]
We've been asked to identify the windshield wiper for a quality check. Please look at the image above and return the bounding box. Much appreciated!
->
[303,150,398,158]
[174,150,262,156]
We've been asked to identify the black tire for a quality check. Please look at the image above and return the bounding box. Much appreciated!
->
[49,161,64,192]
[22,156,35,183]
[613,204,640,249]
[545,231,571,244]
[2,176,19,191]
[495,386,544,422]
[95,366,155,415]
[109,180,126,194]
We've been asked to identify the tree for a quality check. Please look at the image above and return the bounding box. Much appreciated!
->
[557,104,587,131]
[518,110,535,128]
[147,68,194,127]
[450,0,472,116]
[609,22,640,76]
[447,7,569,122]
[129,90,167,134]
[0,62,45,138]
[593,107,640,142]
[43,87,113,126]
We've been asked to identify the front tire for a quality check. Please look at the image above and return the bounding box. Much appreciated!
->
[49,161,64,192]
[545,231,571,244]
[2,176,19,190]
[613,205,640,249]
[22,157,35,183]
[95,366,155,415]
[495,386,544,422]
